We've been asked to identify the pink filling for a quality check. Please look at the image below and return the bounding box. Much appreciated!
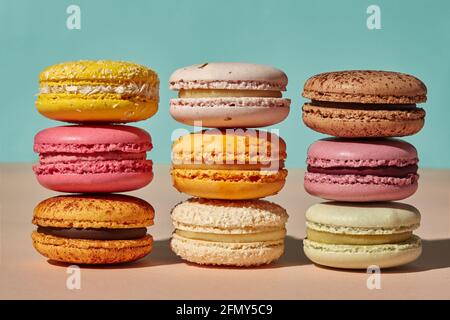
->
[39,152,146,164]
[306,157,418,168]
[304,172,419,186]
[34,143,152,154]
[33,160,153,175]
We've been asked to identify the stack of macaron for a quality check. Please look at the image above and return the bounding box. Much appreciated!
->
[168,62,291,266]
[31,60,159,264]
[300,70,427,269]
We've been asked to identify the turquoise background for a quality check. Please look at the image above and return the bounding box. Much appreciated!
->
[1,0,449,168]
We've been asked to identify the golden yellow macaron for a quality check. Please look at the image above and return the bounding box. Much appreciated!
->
[36,60,159,123]
[171,129,287,199]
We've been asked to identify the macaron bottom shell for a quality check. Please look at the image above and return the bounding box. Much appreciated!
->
[304,174,418,202]
[36,96,158,123]
[171,168,287,200]
[303,236,422,269]
[171,233,284,267]
[32,231,153,264]
[302,104,425,138]
[170,104,289,128]
[36,171,154,193]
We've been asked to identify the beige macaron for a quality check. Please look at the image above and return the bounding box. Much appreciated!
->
[170,198,288,266]
[303,202,422,269]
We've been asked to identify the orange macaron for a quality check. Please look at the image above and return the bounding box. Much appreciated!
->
[171,129,287,199]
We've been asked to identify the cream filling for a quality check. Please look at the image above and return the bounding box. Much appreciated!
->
[178,89,282,98]
[306,228,413,245]
[39,83,159,100]
[176,228,286,243]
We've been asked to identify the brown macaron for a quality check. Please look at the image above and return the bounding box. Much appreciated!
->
[302,70,427,137]
[32,194,154,265]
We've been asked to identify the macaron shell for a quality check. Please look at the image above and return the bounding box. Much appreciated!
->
[33,194,154,229]
[172,168,287,200]
[172,129,286,166]
[170,102,289,128]
[32,232,153,264]
[304,173,418,202]
[35,125,152,149]
[171,198,288,233]
[169,62,288,91]
[307,138,418,166]
[303,236,422,269]
[305,202,420,233]
[36,170,153,193]
[302,104,425,137]
[39,60,159,83]
[302,70,427,104]
[171,233,284,266]
[36,97,158,123]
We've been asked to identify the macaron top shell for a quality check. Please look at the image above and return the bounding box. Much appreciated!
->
[169,62,288,91]
[172,129,286,166]
[302,70,427,104]
[306,202,420,235]
[171,198,288,234]
[34,125,152,153]
[39,60,159,85]
[307,138,418,168]
[33,195,154,229]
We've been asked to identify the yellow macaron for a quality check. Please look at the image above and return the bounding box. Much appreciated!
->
[36,60,159,123]
[171,129,288,199]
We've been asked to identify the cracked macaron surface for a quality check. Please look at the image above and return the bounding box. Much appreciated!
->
[301,70,427,137]
[169,62,290,128]
[303,202,422,269]
[170,198,288,266]
[171,129,287,199]
[32,194,154,265]
[304,138,419,202]
[36,60,159,123]
[33,125,153,193]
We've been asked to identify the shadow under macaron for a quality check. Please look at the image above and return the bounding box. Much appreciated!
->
[306,238,450,274]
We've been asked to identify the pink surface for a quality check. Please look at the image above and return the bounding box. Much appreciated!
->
[36,171,154,193]
[170,103,290,128]
[304,172,418,201]
[34,125,152,147]
[169,62,288,91]
[307,138,418,168]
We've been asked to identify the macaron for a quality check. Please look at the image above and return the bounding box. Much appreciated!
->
[303,202,422,269]
[36,60,159,123]
[171,129,287,199]
[169,62,290,128]
[305,138,419,202]
[33,125,153,193]
[32,194,154,264]
[171,198,288,266]
[302,70,427,137]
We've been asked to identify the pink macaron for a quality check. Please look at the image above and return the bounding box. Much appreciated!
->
[169,62,290,128]
[33,125,153,193]
[304,138,419,202]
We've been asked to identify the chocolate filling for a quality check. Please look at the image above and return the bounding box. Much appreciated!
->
[307,164,418,177]
[310,100,417,110]
[37,226,147,240]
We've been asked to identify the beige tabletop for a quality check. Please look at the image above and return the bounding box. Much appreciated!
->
[0,164,449,300]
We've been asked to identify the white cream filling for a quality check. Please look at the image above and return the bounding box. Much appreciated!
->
[39,82,159,100]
